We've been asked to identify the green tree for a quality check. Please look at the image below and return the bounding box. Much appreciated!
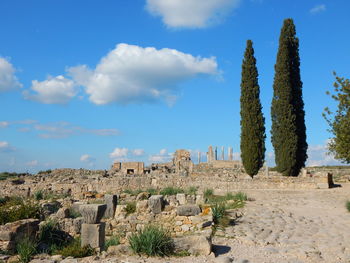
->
[323,73,350,163]
[240,40,266,177]
[271,18,308,176]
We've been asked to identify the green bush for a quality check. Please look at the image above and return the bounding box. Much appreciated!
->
[346,201,350,212]
[204,188,214,200]
[125,202,136,215]
[68,208,82,219]
[37,220,71,254]
[104,235,120,250]
[129,225,174,257]
[17,237,37,263]
[211,203,226,225]
[55,238,94,258]
[0,199,42,225]
[146,188,158,196]
[0,172,20,181]
[34,190,44,201]
[232,192,248,202]
[159,187,184,196]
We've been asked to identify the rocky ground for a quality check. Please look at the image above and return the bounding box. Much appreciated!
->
[84,183,350,263]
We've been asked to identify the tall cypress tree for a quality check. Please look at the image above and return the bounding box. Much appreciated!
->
[240,40,266,177]
[271,18,308,177]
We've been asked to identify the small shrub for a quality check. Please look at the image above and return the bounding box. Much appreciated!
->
[346,201,350,212]
[186,186,198,195]
[125,202,136,215]
[104,235,120,250]
[146,188,158,196]
[204,188,214,199]
[211,203,226,225]
[68,208,82,219]
[0,172,20,181]
[233,192,248,202]
[37,170,52,175]
[129,225,174,257]
[174,250,191,257]
[55,238,94,258]
[17,237,37,263]
[37,220,71,254]
[0,199,42,225]
[160,187,184,196]
[34,190,44,201]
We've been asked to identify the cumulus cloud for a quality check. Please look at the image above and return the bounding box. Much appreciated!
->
[146,0,241,28]
[149,149,173,163]
[26,160,38,167]
[310,4,326,14]
[0,141,15,152]
[0,57,22,92]
[68,43,218,105]
[80,154,96,166]
[110,148,129,159]
[306,141,342,167]
[23,75,77,104]
[132,149,145,156]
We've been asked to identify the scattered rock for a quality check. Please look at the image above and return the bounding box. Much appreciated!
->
[177,205,201,216]
[148,195,164,214]
[80,204,107,224]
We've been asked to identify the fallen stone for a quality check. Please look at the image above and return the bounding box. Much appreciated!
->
[136,200,148,213]
[177,205,201,216]
[174,233,212,256]
[148,195,163,214]
[136,192,150,201]
[79,204,107,224]
[81,223,105,249]
[176,193,186,205]
[55,207,70,219]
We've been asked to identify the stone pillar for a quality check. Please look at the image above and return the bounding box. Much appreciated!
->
[221,146,225,160]
[198,152,201,164]
[104,194,118,218]
[228,147,233,161]
[80,204,107,250]
[207,146,213,163]
[215,147,218,161]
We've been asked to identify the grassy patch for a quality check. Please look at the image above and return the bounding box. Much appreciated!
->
[125,202,136,215]
[129,225,174,257]
[104,235,120,250]
[186,186,198,195]
[0,172,21,181]
[159,187,184,196]
[204,188,214,200]
[55,237,94,258]
[16,237,37,263]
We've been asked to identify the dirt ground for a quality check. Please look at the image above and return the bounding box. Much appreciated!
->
[79,183,350,263]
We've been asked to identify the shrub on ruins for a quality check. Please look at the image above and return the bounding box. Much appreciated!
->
[104,235,120,250]
[34,190,44,201]
[240,39,266,177]
[0,198,42,225]
[323,73,350,163]
[186,186,198,195]
[125,201,136,215]
[203,188,214,200]
[128,225,174,257]
[37,220,72,254]
[271,18,308,177]
[55,237,94,258]
[346,201,350,212]
[16,237,37,263]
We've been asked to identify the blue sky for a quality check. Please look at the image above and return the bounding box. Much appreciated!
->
[1,0,349,172]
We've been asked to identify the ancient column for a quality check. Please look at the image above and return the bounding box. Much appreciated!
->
[80,204,107,250]
[198,152,201,164]
[228,147,233,161]
[215,147,218,161]
[208,146,214,163]
[104,194,118,218]
[221,146,225,160]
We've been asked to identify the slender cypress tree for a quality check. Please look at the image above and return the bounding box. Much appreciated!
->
[271,18,308,177]
[240,40,266,177]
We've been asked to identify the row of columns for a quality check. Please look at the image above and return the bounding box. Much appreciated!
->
[197,146,234,164]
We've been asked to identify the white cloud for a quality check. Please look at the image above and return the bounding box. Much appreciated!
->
[0,141,14,152]
[149,149,173,163]
[306,141,342,167]
[68,43,218,105]
[0,57,22,92]
[80,154,96,166]
[110,148,129,159]
[132,149,145,156]
[23,75,77,104]
[26,160,38,167]
[146,0,241,28]
[310,4,326,14]
[0,121,9,128]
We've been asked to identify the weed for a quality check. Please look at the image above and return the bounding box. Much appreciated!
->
[34,190,44,201]
[16,237,37,263]
[159,187,184,196]
[186,186,198,195]
[211,203,226,225]
[346,201,350,212]
[125,202,136,215]
[55,237,94,258]
[128,225,174,257]
[174,250,191,257]
[146,188,158,195]
[204,188,214,200]
[104,235,120,250]
[0,199,42,225]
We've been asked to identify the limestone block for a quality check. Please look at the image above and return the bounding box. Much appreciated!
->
[136,192,150,201]
[176,193,186,205]
[56,207,70,219]
[79,204,107,224]
[81,223,105,249]
[177,205,201,216]
[104,194,118,218]
[136,200,148,213]
[0,219,39,252]
[174,233,212,255]
[148,195,164,214]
